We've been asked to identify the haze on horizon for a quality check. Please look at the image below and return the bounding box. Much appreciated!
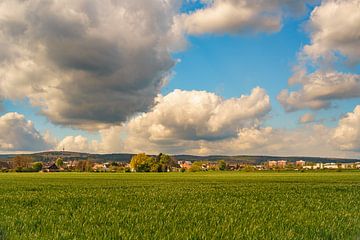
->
[0,0,359,158]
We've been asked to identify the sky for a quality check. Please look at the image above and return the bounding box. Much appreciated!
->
[0,0,359,158]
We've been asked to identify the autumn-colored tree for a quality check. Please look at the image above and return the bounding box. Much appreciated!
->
[11,156,33,169]
[130,153,153,172]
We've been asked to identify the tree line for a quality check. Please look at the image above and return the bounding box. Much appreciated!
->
[1,153,231,173]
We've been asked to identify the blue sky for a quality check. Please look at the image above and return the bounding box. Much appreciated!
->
[0,0,359,157]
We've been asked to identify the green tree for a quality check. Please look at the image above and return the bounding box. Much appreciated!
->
[32,162,43,172]
[189,161,203,172]
[244,165,255,172]
[158,153,176,172]
[55,158,64,168]
[218,160,226,171]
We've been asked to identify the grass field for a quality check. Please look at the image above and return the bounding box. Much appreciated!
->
[1,172,360,239]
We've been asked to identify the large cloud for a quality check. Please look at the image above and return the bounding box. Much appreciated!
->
[126,87,270,141]
[0,112,51,151]
[0,0,181,129]
[178,0,313,35]
[278,0,360,112]
[278,71,360,111]
[303,0,360,65]
[332,105,360,151]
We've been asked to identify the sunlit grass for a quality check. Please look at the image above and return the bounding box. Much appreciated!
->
[0,172,360,239]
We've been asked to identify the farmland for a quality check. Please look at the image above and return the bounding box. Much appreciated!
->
[0,172,360,239]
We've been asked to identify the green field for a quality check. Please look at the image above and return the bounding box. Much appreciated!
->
[1,172,360,239]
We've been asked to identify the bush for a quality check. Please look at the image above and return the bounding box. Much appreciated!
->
[16,167,37,172]
[32,162,43,172]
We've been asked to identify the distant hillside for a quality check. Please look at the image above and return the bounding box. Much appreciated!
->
[29,151,134,163]
[0,151,359,164]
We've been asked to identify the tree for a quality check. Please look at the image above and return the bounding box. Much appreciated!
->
[244,165,255,172]
[75,160,93,172]
[32,162,43,172]
[55,158,64,168]
[11,156,33,170]
[129,153,178,172]
[218,160,226,171]
[158,153,176,172]
[130,153,152,172]
[150,163,161,172]
[189,161,203,172]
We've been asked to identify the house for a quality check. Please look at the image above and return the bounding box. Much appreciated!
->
[92,163,109,172]
[323,163,338,169]
[178,161,192,170]
[227,164,238,171]
[356,162,360,169]
[0,161,10,171]
[315,163,324,169]
[296,160,305,168]
[268,161,277,168]
[255,165,265,170]
[303,165,313,170]
[43,163,59,172]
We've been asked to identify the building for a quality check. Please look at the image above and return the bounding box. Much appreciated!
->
[323,163,338,169]
[268,161,277,168]
[296,160,305,168]
[277,160,287,169]
[340,163,354,169]
[178,161,192,170]
[315,163,324,169]
[92,163,109,172]
[303,165,313,170]
[43,163,59,172]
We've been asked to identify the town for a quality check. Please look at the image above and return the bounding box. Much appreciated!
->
[1,153,360,173]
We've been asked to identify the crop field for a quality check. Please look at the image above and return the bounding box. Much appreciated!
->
[1,172,360,239]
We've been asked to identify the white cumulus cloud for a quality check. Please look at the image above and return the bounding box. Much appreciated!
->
[0,112,51,151]
[126,87,270,142]
[303,0,360,65]
[178,0,313,35]
[332,105,360,151]
[57,126,123,153]
[278,71,360,111]
[278,0,360,112]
